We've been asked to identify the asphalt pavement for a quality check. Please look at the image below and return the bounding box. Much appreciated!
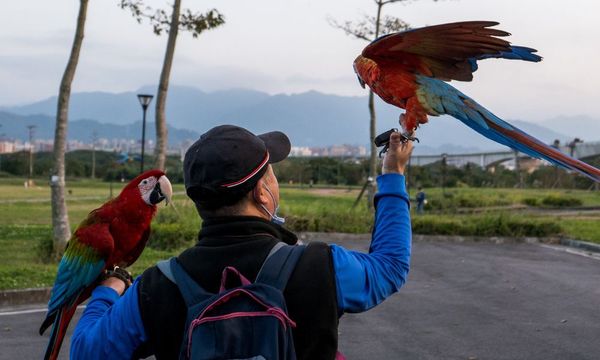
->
[1,240,599,359]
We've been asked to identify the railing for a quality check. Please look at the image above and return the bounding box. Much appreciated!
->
[411,141,600,167]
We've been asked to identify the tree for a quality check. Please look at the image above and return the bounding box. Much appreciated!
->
[51,0,90,256]
[329,0,410,208]
[120,0,225,171]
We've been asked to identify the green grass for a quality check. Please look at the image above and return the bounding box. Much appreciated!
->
[1,179,599,290]
[560,219,600,243]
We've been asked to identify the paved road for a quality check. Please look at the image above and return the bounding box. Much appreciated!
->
[1,240,599,359]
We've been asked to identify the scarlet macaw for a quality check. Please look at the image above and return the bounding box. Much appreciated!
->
[354,21,600,182]
[39,169,173,360]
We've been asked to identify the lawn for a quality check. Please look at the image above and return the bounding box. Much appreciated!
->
[0,178,599,290]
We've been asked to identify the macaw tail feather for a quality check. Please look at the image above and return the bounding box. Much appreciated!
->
[458,100,600,182]
[42,299,79,360]
[416,75,600,182]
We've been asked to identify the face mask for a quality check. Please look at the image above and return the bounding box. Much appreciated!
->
[258,183,285,226]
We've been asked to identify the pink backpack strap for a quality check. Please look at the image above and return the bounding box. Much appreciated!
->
[219,266,251,293]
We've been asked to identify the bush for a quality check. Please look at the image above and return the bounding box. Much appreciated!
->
[147,223,197,251]
[412,214,561,237]
[522,197,538,206]
[285,210,373,234]
[541,195,582,208]
[36,236,55,263]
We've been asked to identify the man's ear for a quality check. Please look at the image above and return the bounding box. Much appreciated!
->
[252,178,269,205]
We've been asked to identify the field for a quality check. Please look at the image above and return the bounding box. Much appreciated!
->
[0,177,599,290]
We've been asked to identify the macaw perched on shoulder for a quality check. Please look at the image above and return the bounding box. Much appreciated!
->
[354,21,600,182]
[39,169,173,360]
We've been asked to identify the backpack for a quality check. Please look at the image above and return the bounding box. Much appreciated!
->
[157,242,305,360]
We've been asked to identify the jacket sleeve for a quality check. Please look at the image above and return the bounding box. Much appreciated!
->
[70,279,147,360]
[330,173,412,313]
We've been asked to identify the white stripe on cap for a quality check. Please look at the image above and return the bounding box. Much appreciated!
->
[220,151,270,188]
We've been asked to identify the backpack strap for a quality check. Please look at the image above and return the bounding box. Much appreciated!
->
[157,257,212,307]
[255,243,306,290]
[156,259,175,282]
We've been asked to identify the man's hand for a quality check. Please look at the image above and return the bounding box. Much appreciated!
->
[382,131,414,175]
[101,266,133,296]
[101,277,128,296]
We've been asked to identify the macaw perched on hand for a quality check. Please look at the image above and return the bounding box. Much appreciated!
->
[354,21,600,182]
[39,169,173,360]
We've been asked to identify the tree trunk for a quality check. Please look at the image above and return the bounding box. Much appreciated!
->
[51,0,89,256]
[154,0,180,171]
[367,90,378,209]
[366,2,384,210]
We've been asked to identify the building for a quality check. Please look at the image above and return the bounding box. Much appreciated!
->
[0,140,16,154]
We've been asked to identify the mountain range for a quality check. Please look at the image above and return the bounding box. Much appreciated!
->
[2,86,597,155]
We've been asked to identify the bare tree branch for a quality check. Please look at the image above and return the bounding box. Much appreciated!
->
[328,14,410,42]
[327,16,373,42]
[120,0,224,37]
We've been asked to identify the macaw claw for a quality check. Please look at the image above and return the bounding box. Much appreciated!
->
[400,132,419,143]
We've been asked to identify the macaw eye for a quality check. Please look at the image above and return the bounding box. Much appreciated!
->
[142,180,148,185]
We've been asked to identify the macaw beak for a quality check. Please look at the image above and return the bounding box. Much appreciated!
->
[150,175,173,205]
[357,74,366,89]
[353,62,366,89]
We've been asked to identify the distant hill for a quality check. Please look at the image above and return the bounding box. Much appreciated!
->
[0,86,576,153]
[0,111,199,145]
[542,115,600,142]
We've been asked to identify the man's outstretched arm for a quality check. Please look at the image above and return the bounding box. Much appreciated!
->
[331,132,413,313]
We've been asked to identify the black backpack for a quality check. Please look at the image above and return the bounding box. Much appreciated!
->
[157,243,305,360]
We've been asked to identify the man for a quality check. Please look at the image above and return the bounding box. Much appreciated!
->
[71,124,413,359]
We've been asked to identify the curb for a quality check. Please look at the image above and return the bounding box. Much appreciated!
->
[0,287,50,308]
[559,238,600,253]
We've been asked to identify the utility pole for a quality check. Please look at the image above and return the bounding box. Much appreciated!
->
[27,125,36,186]
[91,130,97,179]
[514,150,524,188]
[441,153,448,195]
[567,138,583,189]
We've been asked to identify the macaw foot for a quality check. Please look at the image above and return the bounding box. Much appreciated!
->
[400,132,419,143]
[375,128,419,157]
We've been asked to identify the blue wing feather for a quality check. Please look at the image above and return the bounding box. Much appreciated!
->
[468,45,542,73]
[46,244,105,315]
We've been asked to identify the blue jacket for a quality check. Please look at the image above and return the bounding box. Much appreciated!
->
[71,173,412,359]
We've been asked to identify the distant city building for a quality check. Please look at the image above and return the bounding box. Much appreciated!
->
[290,144,367,158]
[290,146,313,157]
[0,140,16,154]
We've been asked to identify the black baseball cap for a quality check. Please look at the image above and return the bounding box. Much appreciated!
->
[184,125,291,208]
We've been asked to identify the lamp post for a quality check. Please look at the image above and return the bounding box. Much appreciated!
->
[137,94,153,173]
[441,153,448,195]
[27,125,36,186]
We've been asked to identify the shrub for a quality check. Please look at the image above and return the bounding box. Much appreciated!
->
[285,210,372,234]
[147,223,197,251]
[541,195,582,208]
[522,197,538,206]
[412,214,561,237]
[36,236,55,263]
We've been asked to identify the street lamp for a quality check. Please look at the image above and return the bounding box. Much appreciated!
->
[137,94,153,173]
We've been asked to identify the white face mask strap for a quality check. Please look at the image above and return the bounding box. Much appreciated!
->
[259,183,285,225]
[262,184,278,209]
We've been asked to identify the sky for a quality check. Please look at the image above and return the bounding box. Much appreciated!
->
[1,0,599,122]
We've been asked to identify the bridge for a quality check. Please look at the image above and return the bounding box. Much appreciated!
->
[411,141,600,168]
